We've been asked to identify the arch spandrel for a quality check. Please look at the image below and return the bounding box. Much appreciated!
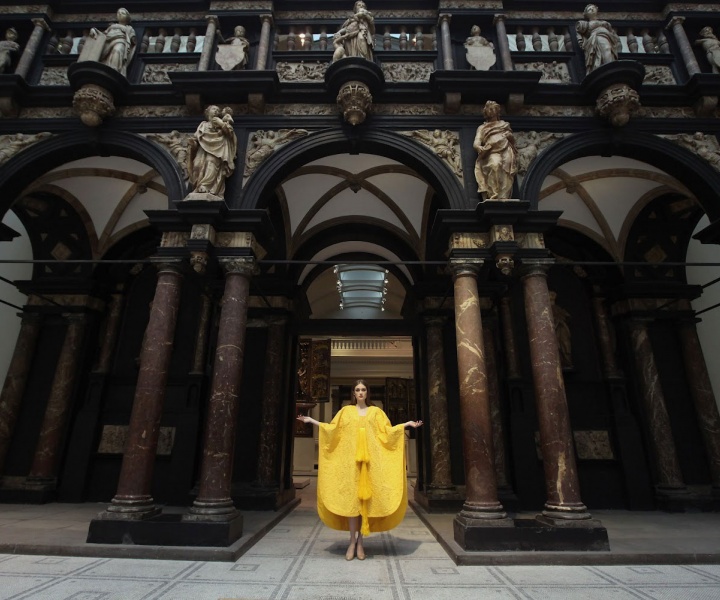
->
[237,129,467,212]
[521,130,720,220]
[0,130,186,218]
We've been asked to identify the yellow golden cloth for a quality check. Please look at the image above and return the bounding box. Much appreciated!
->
[317,405,407,535]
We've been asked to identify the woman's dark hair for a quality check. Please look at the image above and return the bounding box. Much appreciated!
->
[350,379,374,406]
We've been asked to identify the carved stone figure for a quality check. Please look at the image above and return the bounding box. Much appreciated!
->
[576,4,620,74]
[187,105,238,198]
[244,129,309,178]
[332,1,375,62]
[0,132,52,165]
[464,25,496,71]
[695,27,720,74]
[87,7,137,76]
[0,28,20,74]
[403,129,462,178]
[146,130,191,180]
[473,101,518,200]
[216,25,249,71]
[672,132,720,171]
[515,131,563,175]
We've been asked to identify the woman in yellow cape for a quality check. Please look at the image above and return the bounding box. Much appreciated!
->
[297,379,422,560]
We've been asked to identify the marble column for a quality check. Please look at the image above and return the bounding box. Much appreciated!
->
[198,16,219,71]
[95,293,123,374]
[256,14,274,70]
[521,263,590,520]
[677,319,720,492]
[256,317,287,487]
[15,19,50,79]
[102,263,184,519]
[190,292,212,375]
[628,318,686,492]
[26,313,88,486]
[499,296,520,378]
[667,17,700,76]
[424,316,453,490]
[592,296,621,378]
[451,263,506,520]
[483,317,509,489]
[438,14,454,70]
[0,312,42,474]
[493,15,513,71]
[186,259,253,521]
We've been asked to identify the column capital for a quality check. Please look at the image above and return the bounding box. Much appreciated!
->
[519,258,553,278]
[154,259,185,276]
[219,256,256,276]
[260,14,274,25]
[438,13,452,25]
[493,14,508,24]
[450,259,483,279]
[205,15,220,27]
[666,15,685,30]
[31,18,51,31]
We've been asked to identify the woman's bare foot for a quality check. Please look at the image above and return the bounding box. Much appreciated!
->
[345,538,356,560]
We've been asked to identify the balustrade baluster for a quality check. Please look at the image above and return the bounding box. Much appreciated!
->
[531,27,542,51]
[383,25,391,50]
[516,26,526,51]
[626,28,638,52]
[287,26,296,50]
[171,28,182,52]
[155,28,166,52]
[140,29,150,53]
[547,26,558,51]
[642,28,656,53]
[657,29,669,53]
[415,26,424,51]
[58,30,73,54]
[320,26,328,50]
[400,26,408,50]
[187,28,197,52]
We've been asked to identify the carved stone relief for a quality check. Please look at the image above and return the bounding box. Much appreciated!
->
[382,62,434,82]
[39,67,70,86]
[643,65,675,85]
[266,104,337,115]
[514,105,595,117]
[0,132,53,165]
[399,129,462,179]
[450,232,490,250]
[274,10,435,19]
[20,107,76,119]
[145,131,193,180]
[373,104,443,115]
[514,131,568,179]
[662,132,720,172]
[514,61,571,83]
[142,62,196,84]
[243,129,310,180]
[276,61,328,82]
[118,105,196,118]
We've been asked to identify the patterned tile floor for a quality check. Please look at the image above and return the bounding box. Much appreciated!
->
[1,482,720,599]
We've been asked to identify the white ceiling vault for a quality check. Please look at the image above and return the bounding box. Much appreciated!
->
[4,150,702,319]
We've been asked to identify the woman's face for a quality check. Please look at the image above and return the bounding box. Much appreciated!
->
[354,384,367,401]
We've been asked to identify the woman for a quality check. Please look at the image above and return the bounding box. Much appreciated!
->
[92,8,137,76]
[473,100,518,200]
[297,379,422,560]
[332,1,375,62]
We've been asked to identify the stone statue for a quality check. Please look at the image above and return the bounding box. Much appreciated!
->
[88,7,137,76]
[0,28,20,74]
[404,129,462,178]
[464,25,496,71]
[147,130,191,180]
[187,105,238,198]
[576,4,620,74]
[695,27,720,74]
[473,101,518,200]
[243,129,309,178]
[332,1,375,62]
[216,25,250,71]
[550,291,573,369]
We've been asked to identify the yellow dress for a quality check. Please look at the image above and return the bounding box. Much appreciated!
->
[317,405,407,536]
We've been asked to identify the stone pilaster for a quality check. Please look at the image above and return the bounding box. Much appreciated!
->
[100,262,184,520]
[438,14,454,70]
[198,16,219,71]
[94,293,123,374]
[521,261,591,522]
[256,14,274,70]
[493,15,513,71]
[667,17,700,76]
[190,292,212,375]
[185,258,254,522]
[15,19,50,79]
[0,313,42,474]
[483,316,509,490]
[592,296,621,378]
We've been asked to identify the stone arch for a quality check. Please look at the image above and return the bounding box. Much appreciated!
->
[521,130,720,219]
[0,129,186,218]
[237,128,467,211]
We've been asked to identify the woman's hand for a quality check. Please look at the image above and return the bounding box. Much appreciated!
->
[404,420,423,429]
[297,415,320,426]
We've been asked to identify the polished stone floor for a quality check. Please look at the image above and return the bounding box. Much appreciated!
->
[0,480,720,599]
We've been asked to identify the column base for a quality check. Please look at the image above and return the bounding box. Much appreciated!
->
[413,485,464,512]
[87,511,243,547]
[0,476,57,504]
[655,485,694,512]
[454,515,610,551]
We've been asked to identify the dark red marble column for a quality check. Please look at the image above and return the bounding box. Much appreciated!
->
[483,317,509,489]
[677,319,720,492]
[27,313,88,485]
[102,264,183,519]
[628,318,686,491]
[190,292,212,375]
[425,316,453,490]
[0,312,42,474]
[521,263,590,521]
[185,259,253,521]
[256,316,287,487]
[592,297,621,378]
[452,263,507,521]
[94,293,124,374]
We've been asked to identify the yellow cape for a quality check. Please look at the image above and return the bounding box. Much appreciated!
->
[317,405,407,535]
